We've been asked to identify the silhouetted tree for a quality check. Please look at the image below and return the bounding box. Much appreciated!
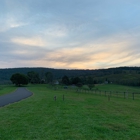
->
[27,71,40,84]
[10,73,28,86]
[62,75,70,85]
[72,77,81,85]
[45,72,53,84]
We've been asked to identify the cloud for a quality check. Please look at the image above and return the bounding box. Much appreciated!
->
[1,27,140,69]
[11,37,47,47]
[0,15,28,33]
[0,0,140,69]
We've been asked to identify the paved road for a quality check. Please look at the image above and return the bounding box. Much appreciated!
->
[0,87,33,107]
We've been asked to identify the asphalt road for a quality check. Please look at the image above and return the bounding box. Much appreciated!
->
[0,87,33,107]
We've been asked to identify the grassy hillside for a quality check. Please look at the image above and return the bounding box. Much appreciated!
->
[0,84,140,140]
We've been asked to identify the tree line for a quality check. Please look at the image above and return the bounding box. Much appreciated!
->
[3,66,140,87]
[10,71,95,90]
[10,71,54,86]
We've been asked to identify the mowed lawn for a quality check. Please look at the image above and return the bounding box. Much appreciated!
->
[0,84,140,140]
[0,85,17,96]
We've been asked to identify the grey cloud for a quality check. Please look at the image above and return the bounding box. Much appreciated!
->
[0,0,140,68]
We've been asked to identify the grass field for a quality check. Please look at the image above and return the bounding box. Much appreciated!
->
[82,84,140,100]
[0,85,17,96]
[0,84,140,140]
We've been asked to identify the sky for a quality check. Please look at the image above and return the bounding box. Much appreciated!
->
[0,0,140,69]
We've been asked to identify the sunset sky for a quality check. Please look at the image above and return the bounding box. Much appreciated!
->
[0,0,140,69]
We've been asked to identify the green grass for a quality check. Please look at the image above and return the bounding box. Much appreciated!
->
[96,84,140,92]
[83,84,140,92]
[82,84,140,100]
[0,85,17,95]
[0,84,140,140]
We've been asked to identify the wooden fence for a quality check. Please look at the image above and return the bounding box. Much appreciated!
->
[59,87,140,100]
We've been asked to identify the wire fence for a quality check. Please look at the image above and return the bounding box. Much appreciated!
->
[58,86,140,100]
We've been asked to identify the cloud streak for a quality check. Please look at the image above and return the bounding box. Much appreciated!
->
[0,0,140,69]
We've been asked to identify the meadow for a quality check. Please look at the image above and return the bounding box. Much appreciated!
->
[0,84,140,140]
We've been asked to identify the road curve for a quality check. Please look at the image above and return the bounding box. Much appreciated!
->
[0,87,33,107]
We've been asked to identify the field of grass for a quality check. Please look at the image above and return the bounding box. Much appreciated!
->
[82,84,140,93]
[0,85,17,96]
[0,84,140,140]
[82,84,140,100]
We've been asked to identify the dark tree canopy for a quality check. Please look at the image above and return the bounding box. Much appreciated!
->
[45,72,53,84]
[27,71,40,84]
[10,73,28,86]
[72,77,81,85]
[62,75,70,85]
[87,76,94,84]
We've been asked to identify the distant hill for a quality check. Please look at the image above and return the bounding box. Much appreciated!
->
[0,67,96,84]
[0,67,140,86]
